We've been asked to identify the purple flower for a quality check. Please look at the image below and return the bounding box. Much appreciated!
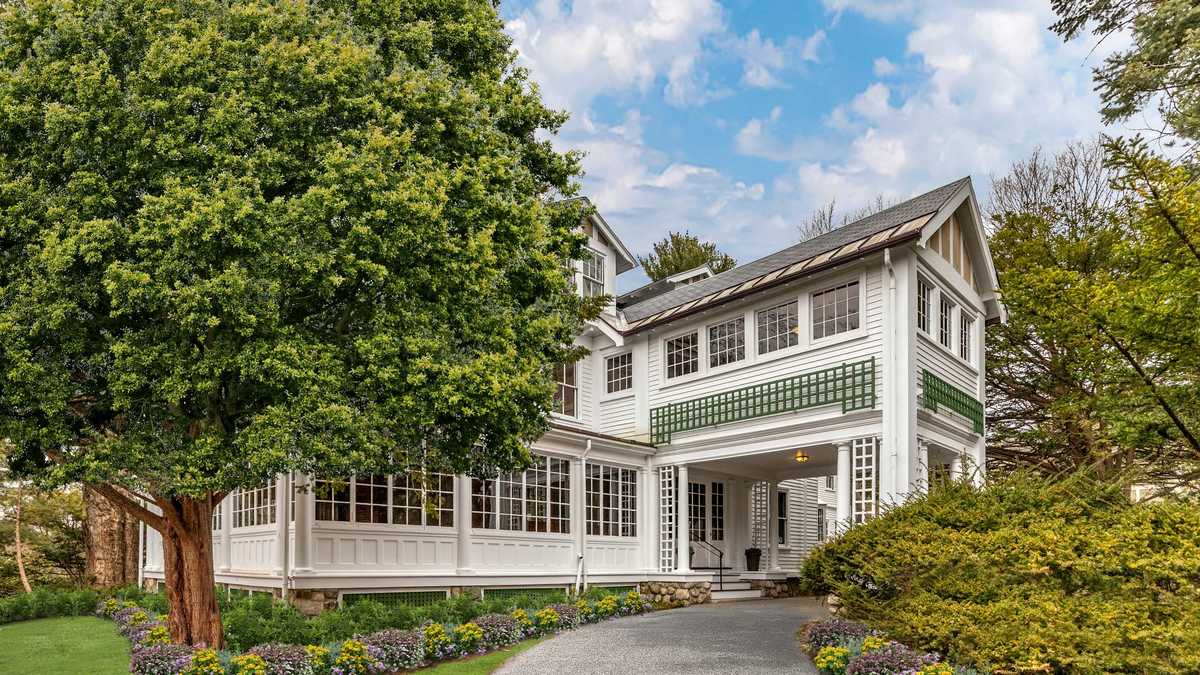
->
[247,643,315,674]
[360,629,424,670]
[801,619,877,651]
[128,644,193,675]
[473,614,522,648]
[846,642,927,675]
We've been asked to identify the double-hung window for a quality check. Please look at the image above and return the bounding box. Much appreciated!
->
[471,455,570,533]
[917,278,931,333]
[707,317,745,368]
[811,281,860,340]
[580,249,606,297]
[757,300,799,354]
[777,490,788,545]
[939,296,954,348]
[585,463,638,537]
[605,353,632,393]
[959,315,974,362]
[664,332,699,379]
[553,362,577,416]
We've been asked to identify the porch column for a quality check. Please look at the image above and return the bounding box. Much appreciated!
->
[642,457,655,572]
[455,475,473,574]
[766,481,780,570]
[836,442,852,531]
[219,491,233,572]
[292,474,313,573]
[949,453,964,481]
[916,439,930,493]
[574,457,586,580]
[675,464,691,573]
[273,473,290,583]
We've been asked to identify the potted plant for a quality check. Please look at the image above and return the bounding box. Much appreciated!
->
[745,547,762,571]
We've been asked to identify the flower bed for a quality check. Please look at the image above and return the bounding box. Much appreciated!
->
[99,589,651,674]
[799,619,975,675]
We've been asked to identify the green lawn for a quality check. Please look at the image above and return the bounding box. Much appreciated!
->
[0,616,129,675]
[417,636,548,674]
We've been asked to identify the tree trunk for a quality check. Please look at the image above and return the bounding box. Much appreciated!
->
[14,491,31,593]
[84,486,140,588]
[159,496,223,648]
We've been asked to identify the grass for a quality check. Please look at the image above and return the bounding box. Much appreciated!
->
[0,616,130,674]
[417,636,549,674]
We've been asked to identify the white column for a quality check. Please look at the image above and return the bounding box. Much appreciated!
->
[949,452,964,481]
[574,457,586,577]
[836,442,853,531]
[219,492,233,573]
[766,481,780,570]
[292,475,313,573]
[642,457,655,572]
[273,473,290,581]
[455,475,473,574]
[675,464,691,573]
[916,439,929,493]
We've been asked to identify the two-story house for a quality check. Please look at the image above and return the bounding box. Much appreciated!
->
[141,177,1003,608]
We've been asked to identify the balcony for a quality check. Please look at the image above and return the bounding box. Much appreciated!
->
[650,358,877,444]
[920,369,984,433]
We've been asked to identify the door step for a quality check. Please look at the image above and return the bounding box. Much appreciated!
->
[709,581,753,592]
[711,588,764,602]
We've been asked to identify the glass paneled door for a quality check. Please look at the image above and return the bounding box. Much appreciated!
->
[687,480,728,568]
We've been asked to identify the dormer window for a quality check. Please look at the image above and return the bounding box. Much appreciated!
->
[552,362,577,416]
[581,249,606,297]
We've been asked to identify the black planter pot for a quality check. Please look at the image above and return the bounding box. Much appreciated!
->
[745,548,762,571]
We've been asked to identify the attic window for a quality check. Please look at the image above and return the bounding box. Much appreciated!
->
[581,249,606,298]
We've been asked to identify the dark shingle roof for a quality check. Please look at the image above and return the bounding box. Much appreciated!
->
[620,177,970,326]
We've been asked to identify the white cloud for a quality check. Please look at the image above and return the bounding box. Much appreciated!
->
[872,56,897,76]
[728,28,828,89]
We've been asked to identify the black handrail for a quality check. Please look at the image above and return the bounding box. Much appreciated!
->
[692,539,725,590]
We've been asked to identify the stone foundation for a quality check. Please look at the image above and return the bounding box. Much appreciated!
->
[291,589,341,616]
[639,580,711,607]
[747,577,803,599]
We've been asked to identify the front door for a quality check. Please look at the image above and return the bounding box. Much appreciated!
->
[687,480,728,568]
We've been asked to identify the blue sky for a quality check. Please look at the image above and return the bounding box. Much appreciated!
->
[501,0,1122,290]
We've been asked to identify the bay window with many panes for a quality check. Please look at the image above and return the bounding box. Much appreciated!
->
[472,455,570,534]
[313,473,454,527]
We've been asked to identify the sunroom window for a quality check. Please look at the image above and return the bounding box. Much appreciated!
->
[313,474,455,526]
[232,483,275,528]
[471,455,570,534]
[585,463,638,537]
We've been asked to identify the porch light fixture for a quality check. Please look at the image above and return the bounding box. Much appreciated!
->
[793,450,810,463]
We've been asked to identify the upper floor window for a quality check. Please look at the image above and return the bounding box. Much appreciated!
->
[939,296,954,348]
[605,353,632,393]
[812,281,860,340]
[472,455,570,533]
[580,249,606,297]
[585,463,638,537]
[552,362,577,416]
[708,317,745,368]
[233,483,275,528]
[757,300,799,355]
[960,315,974,362]
[917,278,931,333]
[665,332,699,379]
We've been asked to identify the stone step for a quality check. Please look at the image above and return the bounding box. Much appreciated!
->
[709,581,753,591]
[710,588,765,602]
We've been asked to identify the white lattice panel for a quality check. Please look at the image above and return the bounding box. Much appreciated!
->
[658,466,677,572]
[852,437,878,523]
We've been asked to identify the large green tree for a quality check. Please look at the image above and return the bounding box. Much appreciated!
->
[637,231,736,281]
[0,0,594,645]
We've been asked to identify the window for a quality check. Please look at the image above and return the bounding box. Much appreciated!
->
[392,472,455,527]
[816,506,827,543]
[757,300,799,354]
[777,490,788,545]
[825,475,836,491]
[314,477,350,522]
[811,281,860,340]
[664,332,699,379]
[707,317,745,368]
[472,455,570,533]
[355,474,389,524]
[959,315,974,362]
[605,353,632,393]
[585,463,638,537]
[580,249,606,297]
[212,506,221,531]
[710,482,724,542]
[233,484,275,528]
[939,296,954,348]
[552,362,577,416]
[917,278,931,333]
[688,482,706,542]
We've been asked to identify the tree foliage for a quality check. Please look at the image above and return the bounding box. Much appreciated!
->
[0,483,85,596]
[986,139,1200,486]
[0,0,590,644]
[636,231,736,281]
[1051,0,1200,143]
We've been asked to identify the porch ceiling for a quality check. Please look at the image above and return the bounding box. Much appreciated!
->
[693,443,838,481]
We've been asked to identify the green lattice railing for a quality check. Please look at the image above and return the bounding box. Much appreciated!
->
[650,357,876,444]
[921,369,984,433]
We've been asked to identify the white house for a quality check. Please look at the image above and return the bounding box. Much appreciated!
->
[142,177,1003,608]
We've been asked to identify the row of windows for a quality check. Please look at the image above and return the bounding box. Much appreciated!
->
[313,473,455,527]
[917,275,975,364]
[471,456,572,533]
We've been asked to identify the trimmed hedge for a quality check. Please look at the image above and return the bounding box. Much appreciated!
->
[799,472,1200,674]
[0,588,99,624]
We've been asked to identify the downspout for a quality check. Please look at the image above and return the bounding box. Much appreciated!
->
[884,248,899,497]
[576,440,591,596]
[137,499,145,590]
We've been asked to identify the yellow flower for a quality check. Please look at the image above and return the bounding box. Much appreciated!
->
[861,635,889,653]
[305,644,331,668]
[918,664,954,675]
[230,653,267,675]
[185,649,225,675]
[814,645,850,673]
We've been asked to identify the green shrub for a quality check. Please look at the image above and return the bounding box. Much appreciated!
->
[800,472,1200,674]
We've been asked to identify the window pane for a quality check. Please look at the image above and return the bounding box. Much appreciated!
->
[471,478,495,529]
[812,281,859,340]
[665,332,699,379]
[605,353,633,393]
[708,317,745,368]
[553,362,578,416]
[314,478,349,523]
[757,300,799,354]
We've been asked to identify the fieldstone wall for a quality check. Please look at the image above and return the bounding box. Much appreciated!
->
[291,589,341,616]
[639,580,711,607]
[747,577,803,599]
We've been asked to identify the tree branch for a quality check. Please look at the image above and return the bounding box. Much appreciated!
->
[91,484,165,533]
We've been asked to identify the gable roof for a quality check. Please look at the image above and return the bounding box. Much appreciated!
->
[557,196,638,273]
[620,177,972,332]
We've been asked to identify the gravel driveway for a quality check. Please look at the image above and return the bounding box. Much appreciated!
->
[495,596,827,675]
